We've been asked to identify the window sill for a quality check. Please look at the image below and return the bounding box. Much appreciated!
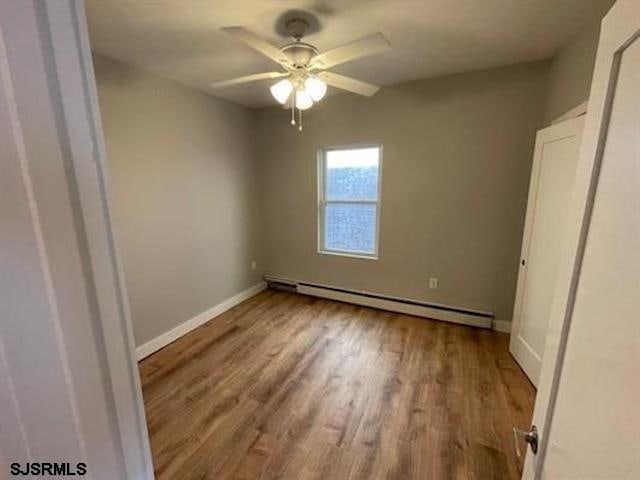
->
[318,249,378,260]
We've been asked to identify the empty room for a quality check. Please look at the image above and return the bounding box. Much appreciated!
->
[2,1,638,479]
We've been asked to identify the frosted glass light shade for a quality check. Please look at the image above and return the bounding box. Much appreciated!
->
[304,76,327,101]
[270,78,293,104]
[295,90,313,110]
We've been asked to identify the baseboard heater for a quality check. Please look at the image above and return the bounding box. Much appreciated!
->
[265,275,493,329]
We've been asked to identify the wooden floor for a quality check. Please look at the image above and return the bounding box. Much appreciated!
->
[139,289,535,480]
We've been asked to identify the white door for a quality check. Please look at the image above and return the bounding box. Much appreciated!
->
[0,1,153,477]
[510,116,585,385]
[523,0,640,477]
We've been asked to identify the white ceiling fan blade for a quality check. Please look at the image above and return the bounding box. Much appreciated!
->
[311,33,391,69]
[221,27,290,66]
[318,72,380,97]
[210,71,287,89]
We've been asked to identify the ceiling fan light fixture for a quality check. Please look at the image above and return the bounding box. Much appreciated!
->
[217,24,388,130]
[304,76,327,102]
[270,78,293,104]
[295,89,313,110]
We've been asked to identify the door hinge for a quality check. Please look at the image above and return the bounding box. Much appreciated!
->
[513,425,539,457]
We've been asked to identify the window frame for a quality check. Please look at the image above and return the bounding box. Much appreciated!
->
[317,143,383,260]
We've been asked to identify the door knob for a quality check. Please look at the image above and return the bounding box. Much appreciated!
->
[513,425,539,458]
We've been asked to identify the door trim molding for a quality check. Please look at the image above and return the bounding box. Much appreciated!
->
[550,100,588,125]
[19,1,155,476]
[525,1,640,477]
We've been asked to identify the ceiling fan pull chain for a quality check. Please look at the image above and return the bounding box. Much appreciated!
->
[290,101,296,125]
[298,109,303,132]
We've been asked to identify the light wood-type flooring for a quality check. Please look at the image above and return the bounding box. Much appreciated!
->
[139,289,535,480]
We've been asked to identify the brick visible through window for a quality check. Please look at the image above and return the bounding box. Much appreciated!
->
[318,145,381,258]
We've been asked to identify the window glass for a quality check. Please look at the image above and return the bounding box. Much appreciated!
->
[319,146,381,257]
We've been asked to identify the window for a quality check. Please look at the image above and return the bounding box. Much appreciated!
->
[318,144,382,258]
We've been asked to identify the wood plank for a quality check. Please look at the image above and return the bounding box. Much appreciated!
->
[139,290,535,479]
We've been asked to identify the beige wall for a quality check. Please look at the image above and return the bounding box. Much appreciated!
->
[256,61,550,323]
[544,0,615,123]
[93,54,263,346]
[94,4,611,338]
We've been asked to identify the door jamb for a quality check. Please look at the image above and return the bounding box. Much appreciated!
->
[37,1,154,476]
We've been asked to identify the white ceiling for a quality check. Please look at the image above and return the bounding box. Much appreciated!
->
[86,0,610,108]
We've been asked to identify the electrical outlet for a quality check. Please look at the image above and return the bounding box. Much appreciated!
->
[428,277,438,290]
[251,261,257,271]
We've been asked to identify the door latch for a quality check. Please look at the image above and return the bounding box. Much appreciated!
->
[513,425,539,458]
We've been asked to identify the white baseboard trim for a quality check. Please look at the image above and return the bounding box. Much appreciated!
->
[492,319,512,333]
[136,281,267,361]
[510,334,541,385]
[295,282,492,329]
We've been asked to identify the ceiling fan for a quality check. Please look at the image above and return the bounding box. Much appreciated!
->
[210,18,391,131]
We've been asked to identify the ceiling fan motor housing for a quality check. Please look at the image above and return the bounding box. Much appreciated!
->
[281,18,318,68]
[281,42,318,68]
[213,21,387,111]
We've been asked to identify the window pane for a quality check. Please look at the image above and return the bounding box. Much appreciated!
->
[325,203,376,254]
[326,147,379,200]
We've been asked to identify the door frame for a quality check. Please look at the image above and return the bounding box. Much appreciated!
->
[524,0,637,477]
[46,1,154,475]
[509,115,584,385]
[0,0,153,477]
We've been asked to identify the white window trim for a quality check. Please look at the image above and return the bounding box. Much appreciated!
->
[317,143,383,260]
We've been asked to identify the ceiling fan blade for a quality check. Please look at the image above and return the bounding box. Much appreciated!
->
[311,33,391,69]
[318,72,380,97]
[209,71,287,89]
[221,27,290,66]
